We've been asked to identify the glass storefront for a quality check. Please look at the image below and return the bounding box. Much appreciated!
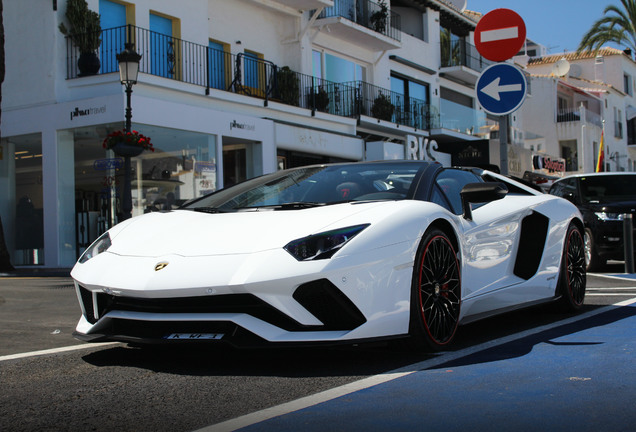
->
[0,125,220,267]
[73,123,218,257]
[0,133,44,265]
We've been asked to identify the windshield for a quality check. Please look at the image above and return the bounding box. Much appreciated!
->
[580,175,636,203]
[183,162,424,211]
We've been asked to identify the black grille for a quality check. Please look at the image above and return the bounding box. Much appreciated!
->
[77,284,363,332]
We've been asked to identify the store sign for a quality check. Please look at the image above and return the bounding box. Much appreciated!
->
[532,155,565,173]
[407,136,438,161]
[70,105,107,121]
[93,158,123,171]
[229,120,256,131]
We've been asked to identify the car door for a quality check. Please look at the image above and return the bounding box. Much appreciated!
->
[433,169,547,310]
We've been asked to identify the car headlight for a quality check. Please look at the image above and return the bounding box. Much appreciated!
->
[595,212,624,221]
[78,232,112,263]
[284,224,369,261]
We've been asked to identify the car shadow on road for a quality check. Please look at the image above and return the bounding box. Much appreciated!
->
[429,303,636,370]
[80,340,434,378]
[78,304,633,377]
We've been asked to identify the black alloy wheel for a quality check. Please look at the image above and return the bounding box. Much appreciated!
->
[558,223,587,311]
[410,228,461,351]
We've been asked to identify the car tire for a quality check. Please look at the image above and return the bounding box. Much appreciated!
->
[409,228,461,351]
[557,223,587,312]
[584,228,605,272]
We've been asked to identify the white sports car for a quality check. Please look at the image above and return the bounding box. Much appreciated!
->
[71,161,586,350]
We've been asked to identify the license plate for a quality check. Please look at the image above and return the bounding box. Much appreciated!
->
[164,333,224,340]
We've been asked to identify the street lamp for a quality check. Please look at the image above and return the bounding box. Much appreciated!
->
[117,42,141,133]
[116,42,142,220]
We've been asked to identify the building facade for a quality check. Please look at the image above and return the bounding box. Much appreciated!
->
[3,0,498,269]
[524,48,636,174]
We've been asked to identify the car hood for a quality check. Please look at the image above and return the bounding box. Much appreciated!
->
[107,204,387,257]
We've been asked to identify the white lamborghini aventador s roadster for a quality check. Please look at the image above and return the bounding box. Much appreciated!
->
[71,161,586,350]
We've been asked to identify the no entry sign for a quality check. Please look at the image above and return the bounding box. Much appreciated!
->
[475,8,526,62]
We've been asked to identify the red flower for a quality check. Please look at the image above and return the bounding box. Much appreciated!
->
[102,130,154,152]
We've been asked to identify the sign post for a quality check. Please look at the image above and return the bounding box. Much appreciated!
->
[474,8,527,175]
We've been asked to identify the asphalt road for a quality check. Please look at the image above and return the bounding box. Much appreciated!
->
[0,272,634,432]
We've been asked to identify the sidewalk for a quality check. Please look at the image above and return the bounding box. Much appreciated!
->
[0,268,72,278]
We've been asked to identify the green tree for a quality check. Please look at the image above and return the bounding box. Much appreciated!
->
[577,0,636,54]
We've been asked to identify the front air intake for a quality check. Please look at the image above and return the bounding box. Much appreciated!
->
[293,279,366,330]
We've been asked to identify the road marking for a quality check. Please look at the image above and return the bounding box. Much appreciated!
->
[590,273,636,281]
[0,342,119,362]
[588,286,636,291]
[480,26,518,43]
[587,293,636,296]
[198,296,636,432]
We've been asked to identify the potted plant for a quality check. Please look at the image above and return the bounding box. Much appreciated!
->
[59,0,102,76]
[369,0,388,34]
[277,66,300,106]
[371,92,395,121]
[103,130,154,157]
[308,85,330,112]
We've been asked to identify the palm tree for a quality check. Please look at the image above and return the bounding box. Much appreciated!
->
[577,0,636,54]
[0,0,14,272]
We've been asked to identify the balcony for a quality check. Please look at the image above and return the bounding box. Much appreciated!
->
[313,0,402,51]
[65,25,444,132]
[440,40,493,86]
[556,107,603,128]
[429,98,487,143]
[248,0,334,13]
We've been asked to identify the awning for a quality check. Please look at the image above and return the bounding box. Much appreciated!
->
[627,105,636,120]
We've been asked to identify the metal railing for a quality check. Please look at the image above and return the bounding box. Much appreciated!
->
[318,0,401,41]
[65,25,462,131]
[440,39,493,72]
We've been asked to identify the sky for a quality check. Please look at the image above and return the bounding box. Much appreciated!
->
[467,1,621,54]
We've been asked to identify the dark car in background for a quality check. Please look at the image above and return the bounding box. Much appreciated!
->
[549,173,636,271]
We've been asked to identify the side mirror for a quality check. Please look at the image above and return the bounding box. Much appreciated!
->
[460,182,508,220]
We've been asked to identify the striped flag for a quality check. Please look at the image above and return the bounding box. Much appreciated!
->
[596,131,604,172]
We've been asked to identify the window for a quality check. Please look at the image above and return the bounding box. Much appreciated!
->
[99,0,131,73]
[208,40,229,90]
[434,169,481,215]
[440,27,465,67]
[243,50,262,91]
[625,73,632,95]
[391,74,430,127]
[149,12,181,79]
[312,51,364,83]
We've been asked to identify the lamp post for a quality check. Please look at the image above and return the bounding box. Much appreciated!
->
[116,42,141,220]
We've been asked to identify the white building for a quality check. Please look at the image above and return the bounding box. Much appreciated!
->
[2,0,495,269]
[524,48,636,174]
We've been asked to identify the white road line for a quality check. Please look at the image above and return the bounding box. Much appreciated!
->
[480,26,518,43]
[198,296,636,432]
[588,287,636,291]
[589,273,636,281]
[0,342,119,362]
[587,293,636,296]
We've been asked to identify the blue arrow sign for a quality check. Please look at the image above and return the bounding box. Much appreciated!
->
[476,63,527,115]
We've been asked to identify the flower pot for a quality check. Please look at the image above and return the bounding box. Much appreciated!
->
[78,52,101,77]
[111,142,144,158]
